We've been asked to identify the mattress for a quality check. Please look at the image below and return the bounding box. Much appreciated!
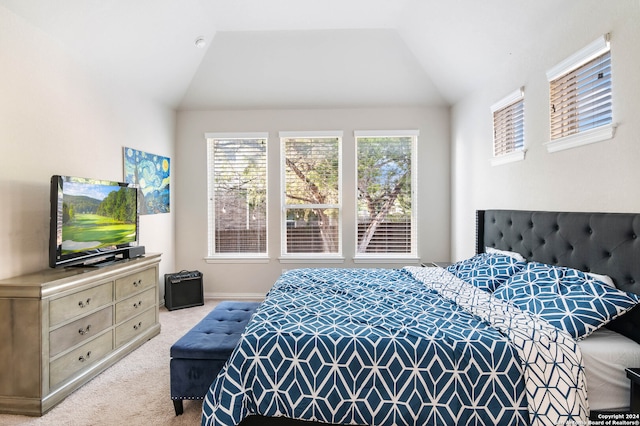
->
[579,327,640,411]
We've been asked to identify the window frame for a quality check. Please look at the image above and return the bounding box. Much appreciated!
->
[205,132,269,263]
[279,130,344,262]
[545,34,615,153]
[490,87,526,166]
[353,130,419,263]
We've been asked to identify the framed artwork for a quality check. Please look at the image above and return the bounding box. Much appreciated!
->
[124,147,170,215]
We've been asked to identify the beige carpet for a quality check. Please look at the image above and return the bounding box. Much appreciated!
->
[0,299,232,426]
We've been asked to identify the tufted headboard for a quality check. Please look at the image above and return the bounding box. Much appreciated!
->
[476,209,640,344]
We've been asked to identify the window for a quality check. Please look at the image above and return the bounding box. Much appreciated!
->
[490,88,525,166]
[281,131,342,257]
[355,131,417,258]
[206,133,267,258]
[546,34,614,152]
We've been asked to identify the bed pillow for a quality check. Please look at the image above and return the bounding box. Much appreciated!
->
[493,262,640,339]
[485,247,526,262]
[585,272,615,288]
[445,252,526,292]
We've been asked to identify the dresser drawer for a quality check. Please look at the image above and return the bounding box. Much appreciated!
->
[49,282,113,327]
[115,308,155,348]
[50,331,113,389]
[115,267,156,300]
[50,306,113,357]
[115,287,156,323]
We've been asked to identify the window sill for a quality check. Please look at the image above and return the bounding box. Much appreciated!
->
[353,256,421,264]
[545,124,615,153]
[490,150,526,166]
[279,256,345,264]
[205,256,270,264]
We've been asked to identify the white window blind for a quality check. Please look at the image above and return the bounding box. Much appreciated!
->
[206,134,267,256]
[355,131,416,256]
[491,89,525,157]
[547,34,612,142]
[281,133,341,255]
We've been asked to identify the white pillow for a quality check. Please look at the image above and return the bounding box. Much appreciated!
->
[485,247,526,262]
[585,272,616,288]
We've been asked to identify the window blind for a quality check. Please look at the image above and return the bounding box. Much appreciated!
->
[207,137,267,255]
[493,98,525,156]
[550,51,612,140]
[282,136,340,254]
[355,135,414,255]
[491,88,525,158]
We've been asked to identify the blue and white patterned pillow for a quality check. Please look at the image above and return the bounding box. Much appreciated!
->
[493,262,640,339]
[445,252,526,292]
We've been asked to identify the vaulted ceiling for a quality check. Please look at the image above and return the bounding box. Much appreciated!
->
[0,0,608,109]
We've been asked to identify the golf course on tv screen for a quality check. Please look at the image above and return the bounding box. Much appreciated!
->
[61,181,137,254]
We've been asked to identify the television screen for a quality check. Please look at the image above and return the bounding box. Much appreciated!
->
[49,175,139,267]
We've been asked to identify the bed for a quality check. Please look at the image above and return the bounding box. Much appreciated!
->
[201,209,640,425]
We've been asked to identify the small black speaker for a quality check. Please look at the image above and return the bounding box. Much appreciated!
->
[124,246,145,259]
[165,270,204,311]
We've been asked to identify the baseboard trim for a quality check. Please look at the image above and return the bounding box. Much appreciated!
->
[204,292,266,301]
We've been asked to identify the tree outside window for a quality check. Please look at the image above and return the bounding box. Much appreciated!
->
[282,135,341,255]
[356,133,416,255]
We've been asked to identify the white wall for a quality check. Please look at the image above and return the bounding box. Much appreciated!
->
[451,2,640,260]
[0,6,176,283]
[175,107,450,297]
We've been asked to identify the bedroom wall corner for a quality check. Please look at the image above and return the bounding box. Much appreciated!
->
[0,5,176,283]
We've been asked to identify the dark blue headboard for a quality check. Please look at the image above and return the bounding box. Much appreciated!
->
[477,209,640,343]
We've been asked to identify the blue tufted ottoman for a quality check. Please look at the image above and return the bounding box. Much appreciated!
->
[170,300,260,415]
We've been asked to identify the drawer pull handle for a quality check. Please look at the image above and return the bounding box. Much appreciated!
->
[133,321,142,330]
[78,325,91,335]
[133,301,143,308]
[78,298,91,308]
[133,279,142,287]
[79,351,92,362]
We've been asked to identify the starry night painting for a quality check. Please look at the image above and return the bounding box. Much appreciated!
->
[124,147,170,215]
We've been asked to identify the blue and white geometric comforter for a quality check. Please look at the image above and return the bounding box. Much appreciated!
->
[202,267,588,426]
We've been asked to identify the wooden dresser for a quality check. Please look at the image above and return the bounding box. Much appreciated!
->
[0,253,161,416]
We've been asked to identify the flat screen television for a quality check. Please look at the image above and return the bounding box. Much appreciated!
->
[49,175,140,268]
